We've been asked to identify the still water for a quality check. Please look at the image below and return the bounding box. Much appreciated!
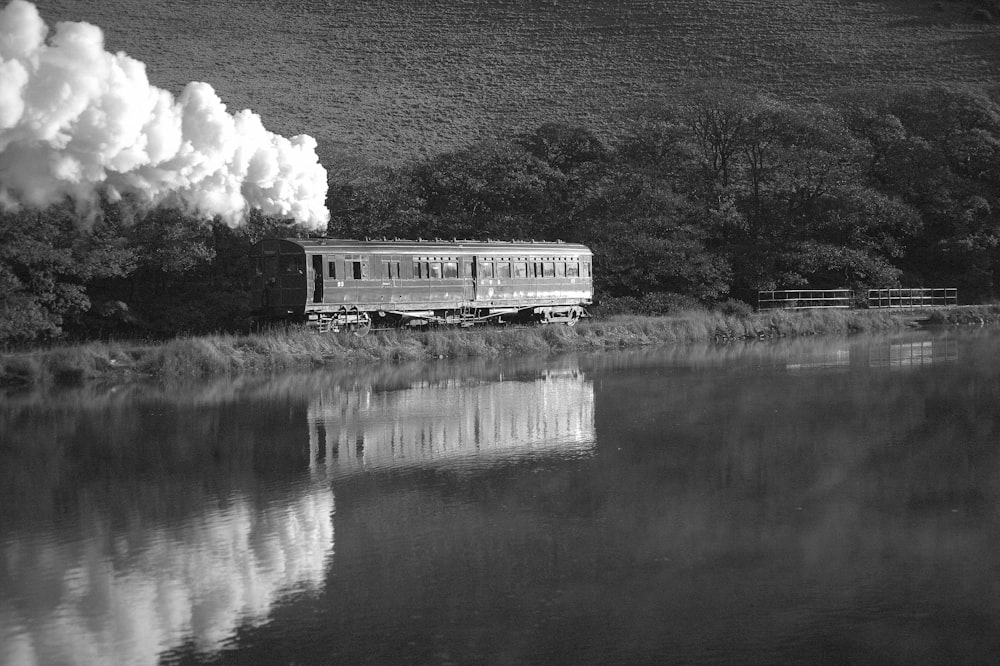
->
[1,330,999,664]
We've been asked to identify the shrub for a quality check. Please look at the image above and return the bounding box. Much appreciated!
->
[592,292,704,317]
[714,298,754,317]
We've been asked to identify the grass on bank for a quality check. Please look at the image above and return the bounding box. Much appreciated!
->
[2,306,996,387]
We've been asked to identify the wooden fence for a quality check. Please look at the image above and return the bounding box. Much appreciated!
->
[867,288,958,308]
[758,288,958,310]
[757,289,853,310]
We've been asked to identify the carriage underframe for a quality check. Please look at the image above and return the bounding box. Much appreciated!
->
[307,304,585,335]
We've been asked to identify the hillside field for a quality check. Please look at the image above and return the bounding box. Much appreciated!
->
[32,0,1000,166]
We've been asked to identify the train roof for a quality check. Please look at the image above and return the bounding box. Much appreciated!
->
[269,237,592,254]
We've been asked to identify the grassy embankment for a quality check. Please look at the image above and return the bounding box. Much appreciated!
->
[4,305,999,387]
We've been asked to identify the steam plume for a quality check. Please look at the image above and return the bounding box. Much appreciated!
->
[0,0,329,229]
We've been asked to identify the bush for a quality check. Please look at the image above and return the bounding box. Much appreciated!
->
[714,298,754,317]
[592,292,706,317]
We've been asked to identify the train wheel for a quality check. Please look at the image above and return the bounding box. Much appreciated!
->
[352,312,372,336]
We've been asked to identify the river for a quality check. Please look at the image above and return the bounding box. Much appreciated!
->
[1,329,998,664]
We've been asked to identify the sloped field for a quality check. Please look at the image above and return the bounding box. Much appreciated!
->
[33,0,1000,164]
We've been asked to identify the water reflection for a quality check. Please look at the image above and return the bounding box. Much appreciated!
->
[307,366,595,475]
[4,330,1000,664]
[1,487,333,666]
[783,337,960,371]
[0,356,596,665]
[871,338,959,368]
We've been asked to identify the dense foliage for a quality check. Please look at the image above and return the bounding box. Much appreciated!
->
[330,86,1000,303]
[3,85,1000,344]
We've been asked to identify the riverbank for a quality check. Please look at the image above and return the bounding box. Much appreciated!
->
[2,306,997,387]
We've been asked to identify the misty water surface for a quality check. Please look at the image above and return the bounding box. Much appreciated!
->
[1,329,999,664]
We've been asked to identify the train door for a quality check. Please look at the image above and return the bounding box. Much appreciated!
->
[474,256,497,302]
[344,254,368,305]
[262,252,280,308]
[462,257,475,302]
[311,255,323,303]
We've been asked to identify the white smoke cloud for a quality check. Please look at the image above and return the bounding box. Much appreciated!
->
[0,0,329,229]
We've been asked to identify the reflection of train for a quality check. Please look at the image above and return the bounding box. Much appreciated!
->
[249,238,593,333]
[307,367,596,475]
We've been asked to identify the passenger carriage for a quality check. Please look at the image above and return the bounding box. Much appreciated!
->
[249,238,594,334]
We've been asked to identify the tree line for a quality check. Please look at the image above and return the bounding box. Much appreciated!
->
[2,85,1000,344]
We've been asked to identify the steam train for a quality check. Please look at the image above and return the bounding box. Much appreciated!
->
[249,238,593,334]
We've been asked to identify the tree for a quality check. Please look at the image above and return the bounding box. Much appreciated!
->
[517,122,608,174]
[0,205,133,343]
[841,86,1000,299]
[571,168,731,300]
[326,166,431,240]
[410,139,567,239]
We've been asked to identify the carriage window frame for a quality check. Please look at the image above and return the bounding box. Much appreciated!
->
[513,262,528,278]
[555,262,566,277]
[542,262,555,278]
[566,262,580,277]
[429,262,442,279]
[496,262,511,278]
[582,261,591,278]
[443,261,458,279]
[478,261,494,279]
[327,261,337,278]
[382,260,401,279]
[281,256,302,275]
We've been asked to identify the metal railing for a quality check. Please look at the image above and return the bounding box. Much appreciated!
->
[867,288,957,308]
[757,289,854,310]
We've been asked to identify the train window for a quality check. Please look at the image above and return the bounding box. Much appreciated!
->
[478,261,494,278]
[281,256,302,275]
[327,261,337,278]
[443,261,458,279]
[567,262,580,277]
[543,262,555,278]
[412,259,422,278]
[348,260,363,280]
[497,262,511,278]
[582,262,591,278]
[555,262,566,277]
[382,260,401,279]
[513,262,528,278]
[429,262,442,279]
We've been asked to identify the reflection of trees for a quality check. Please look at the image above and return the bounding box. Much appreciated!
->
[0,393,312,529]
[0,487,333,666]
